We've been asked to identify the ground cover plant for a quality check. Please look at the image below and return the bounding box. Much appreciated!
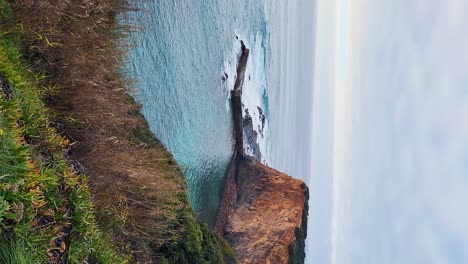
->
[0,0,237,262]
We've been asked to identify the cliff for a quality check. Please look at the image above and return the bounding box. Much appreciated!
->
[216,44,309,264]
[219,156,308,264]
[0,1,236,263]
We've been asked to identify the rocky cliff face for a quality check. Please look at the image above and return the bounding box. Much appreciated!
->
[223,156,308,264]
[218,44,308,263]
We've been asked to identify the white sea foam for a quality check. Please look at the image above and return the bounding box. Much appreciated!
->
[223,32,271,164]
[222,38,241,112]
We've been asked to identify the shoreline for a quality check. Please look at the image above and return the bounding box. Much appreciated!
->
[215,41,309,264]
[0,1,237,262]
[215,45,250,234]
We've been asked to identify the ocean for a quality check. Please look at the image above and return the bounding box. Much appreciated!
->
[125,0,316,259]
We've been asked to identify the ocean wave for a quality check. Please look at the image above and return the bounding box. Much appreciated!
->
[223,31,271,164]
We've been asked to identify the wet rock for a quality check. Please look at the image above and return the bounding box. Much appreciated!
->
[257,106,266,137]
[222,72,229,82]
[243,109,261,161]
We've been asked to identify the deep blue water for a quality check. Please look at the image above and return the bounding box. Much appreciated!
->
[125,0,271,226]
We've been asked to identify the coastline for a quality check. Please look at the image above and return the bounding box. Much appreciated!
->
[215,150,239,234]
[215,42,309,263]
[1,0,307,262]
[215,45,250,234]
[0,1,236,262]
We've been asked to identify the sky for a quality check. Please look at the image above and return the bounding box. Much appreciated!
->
[310,0,468,263]
[267,0,316,175]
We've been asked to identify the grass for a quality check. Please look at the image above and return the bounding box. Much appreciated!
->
[0,0,237,262]
[0,19,126,262]
[158,200,231,264]
[0,240,30,264]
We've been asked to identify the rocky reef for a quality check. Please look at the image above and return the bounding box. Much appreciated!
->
[216,43,309,264]
[242,108,262,161]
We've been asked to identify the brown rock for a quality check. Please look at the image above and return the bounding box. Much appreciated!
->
[216,42,308,263]
[223,156,308,264]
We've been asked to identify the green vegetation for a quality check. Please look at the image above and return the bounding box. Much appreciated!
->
[288,184,309,264]
[0,18,125,264]
[0,0,237,263]
[0,240,29,264]
[215,232,239,264]
[159,203,238,264]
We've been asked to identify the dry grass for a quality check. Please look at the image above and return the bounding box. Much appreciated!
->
[4,0,184,259]
[0,21,125,264]
[2,0,235,262]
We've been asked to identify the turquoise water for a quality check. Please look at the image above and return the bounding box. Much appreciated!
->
[125,0,270,226]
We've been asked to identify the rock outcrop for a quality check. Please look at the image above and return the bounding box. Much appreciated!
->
[216,41,309,264]
[242,108,262,161]
[222,156,308,264]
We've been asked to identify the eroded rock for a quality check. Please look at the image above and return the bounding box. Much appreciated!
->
[224,156,308,264]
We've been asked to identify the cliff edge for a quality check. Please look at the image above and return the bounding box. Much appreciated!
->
[216,44,309,264]
[221,156,308,264]
[0,1,237,262]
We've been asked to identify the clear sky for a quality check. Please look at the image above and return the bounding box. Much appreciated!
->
[310,0,468,263]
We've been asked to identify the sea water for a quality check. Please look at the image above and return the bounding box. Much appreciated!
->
[125,0,316,259]
[125,0,271,227]
[265,1,317,262]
